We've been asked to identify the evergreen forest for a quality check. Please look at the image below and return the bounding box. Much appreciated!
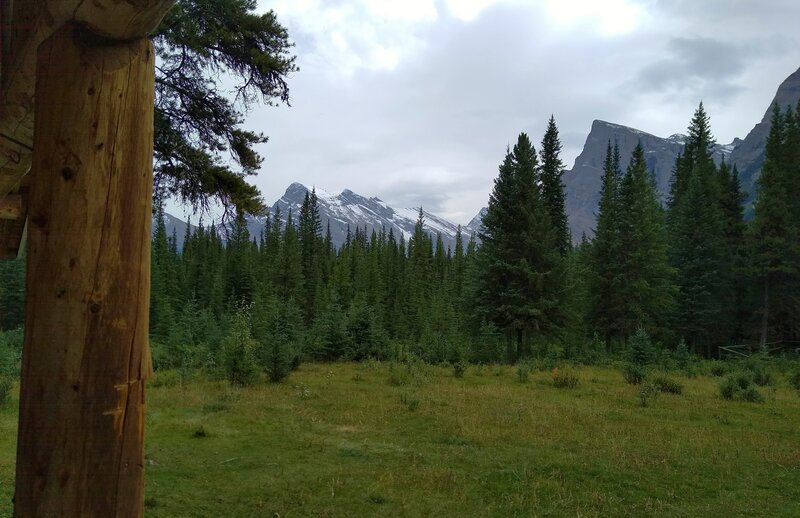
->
[1,103,799,381]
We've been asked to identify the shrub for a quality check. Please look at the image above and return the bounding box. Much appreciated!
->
[627,327,654,366]
[788,370,800,391]
[222,311,259,386]
[719,372,763,402]
[150,370,182,388]
[673,339,690,370]
[530,355,560,373]
[652,375,683,395]
[264,333,293,383]
[0,376,12,405]
[751,365,775,387]
[387,353,430,387]
[739,386,764,403]
[516,362,532,383]
[708,361,730,377]
[622,363,646,385]
[399,392,420,411]
[452,360,467,379]
[551,367,579,388]
[639,382,659,407]
[0,333,21,378]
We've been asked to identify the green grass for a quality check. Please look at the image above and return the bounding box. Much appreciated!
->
[1,363,800,516]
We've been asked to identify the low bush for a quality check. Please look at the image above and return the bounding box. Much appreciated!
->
[452,360,467,379]
[788,370,800,391]
[639,382,659,407]
[551,367,579,388]
[622,363,646,385]
[0,376,12,405]
[708,361,730,377]
[652,375,683,395]
[751,365,775,387]
[150,370,182,388]
[387,353,430,387]
[399,392,420,411]
[627,327,655,366]
[719,372,763,402]
[738,386,764,403]
[673,339,690,370]
[516,362,532,383]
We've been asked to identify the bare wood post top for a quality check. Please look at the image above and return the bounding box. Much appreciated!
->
[0,0,174,256]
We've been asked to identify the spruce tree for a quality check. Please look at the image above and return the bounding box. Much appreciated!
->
[299,188,323,323]
[751,104,800,346]
[588,141,625,346]
[276,210,303,301]
[668,103,729,355]
[718,160,748,342]
[539,115,571,255]
[0,256,25,331]
[477,133,562,361]
[617,144,675,341]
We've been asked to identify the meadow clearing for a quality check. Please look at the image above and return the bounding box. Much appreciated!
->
[0,361,798,517]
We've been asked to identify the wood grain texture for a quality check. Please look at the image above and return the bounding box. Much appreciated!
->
[14,23,154,517]
[0,193,21,219]
[0,0,174,255]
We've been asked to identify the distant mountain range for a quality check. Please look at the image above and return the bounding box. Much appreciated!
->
[160,66,800,250]
[254,182,483,251]
[159,184,484,251]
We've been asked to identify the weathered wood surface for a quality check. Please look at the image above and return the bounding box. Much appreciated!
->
[14,23,155,516]
[0,0,173,256]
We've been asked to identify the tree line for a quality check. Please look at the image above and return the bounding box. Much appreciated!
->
[1,103,798,374]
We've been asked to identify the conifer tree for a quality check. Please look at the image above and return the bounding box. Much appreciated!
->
[276,210,303,301]
[299,188,323,323]
[476,133,562,361]
[617,144,675,341]
[588,141,625,346]
[0,256,25,331]
[150,203,176,343]
[539,116,571,255]
[718,160,748,342]
[751,104,800,346]
[225,212,255,305]
[668,103,729,355]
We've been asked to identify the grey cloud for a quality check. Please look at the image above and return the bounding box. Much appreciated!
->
[633,37,745,99]
[246,1,799,224]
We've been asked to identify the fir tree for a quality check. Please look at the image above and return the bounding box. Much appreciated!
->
[668,103,729,356]
[299,188,323,323]
[588,141,625,346]
[751,104,800,346]
[539,115,571,255]
[153,0,297,215]
[477,133,562,361]
[617,144,675,340]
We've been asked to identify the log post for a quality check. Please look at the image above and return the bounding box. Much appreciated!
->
[14,24,154,516]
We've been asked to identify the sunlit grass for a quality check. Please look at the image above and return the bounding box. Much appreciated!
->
[0,362,799,516]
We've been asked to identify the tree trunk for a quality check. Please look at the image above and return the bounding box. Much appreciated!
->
[15,24,154,517]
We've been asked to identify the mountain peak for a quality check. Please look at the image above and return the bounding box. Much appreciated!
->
[267,184,466,250]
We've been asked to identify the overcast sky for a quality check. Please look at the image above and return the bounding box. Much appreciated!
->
[228,0,800,224]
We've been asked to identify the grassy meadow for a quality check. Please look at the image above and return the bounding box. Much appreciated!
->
[0,362,799,516]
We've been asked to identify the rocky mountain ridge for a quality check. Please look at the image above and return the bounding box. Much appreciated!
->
[159,66,800,250]
[563,66,800,239]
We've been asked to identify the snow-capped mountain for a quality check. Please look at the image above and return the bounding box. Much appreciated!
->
[259,182,480,251]
[466,207,487,236]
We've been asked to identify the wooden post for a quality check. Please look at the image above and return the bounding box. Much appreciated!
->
[14,24,154,516]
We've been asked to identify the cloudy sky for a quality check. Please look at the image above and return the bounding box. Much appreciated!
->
[230,0,800,224]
